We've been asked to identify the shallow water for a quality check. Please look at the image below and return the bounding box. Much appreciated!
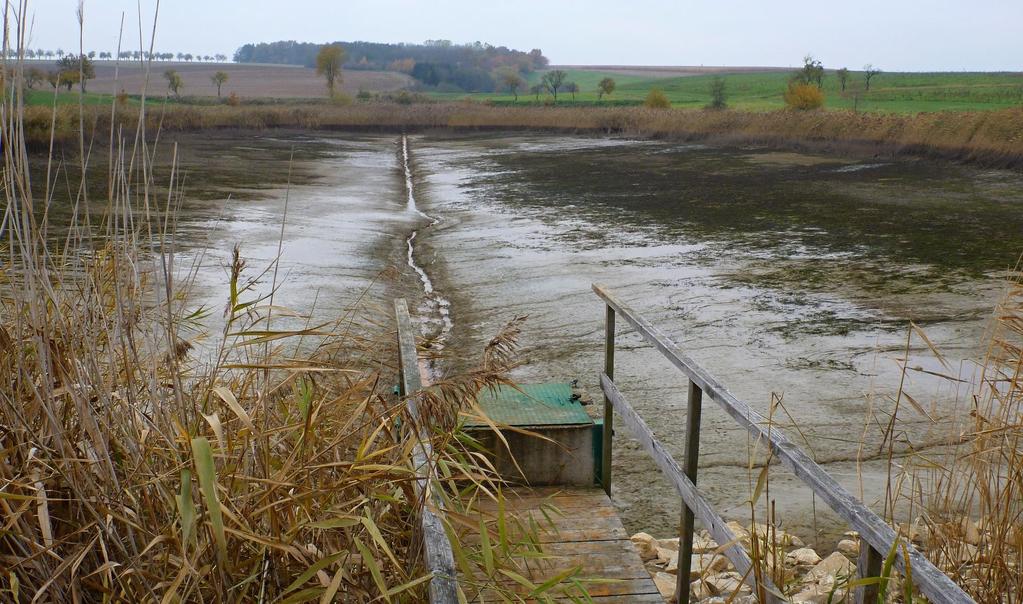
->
[30,130,1023,546]
[406,132,1023,543]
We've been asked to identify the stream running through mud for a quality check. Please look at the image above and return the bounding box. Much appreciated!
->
[401,134,453,348]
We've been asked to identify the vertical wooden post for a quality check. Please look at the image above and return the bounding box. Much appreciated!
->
[675,380,703,604]
[601,304,615,496]
[856,544,883,604]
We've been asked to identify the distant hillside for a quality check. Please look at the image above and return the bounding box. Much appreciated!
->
[234,40,548,92]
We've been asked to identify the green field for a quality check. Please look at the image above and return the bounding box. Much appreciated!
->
[24,89,118,106]
[436,69,1023,113]
[24,68,1023,114]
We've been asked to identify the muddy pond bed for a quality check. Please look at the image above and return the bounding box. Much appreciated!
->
[35,129,1023,547]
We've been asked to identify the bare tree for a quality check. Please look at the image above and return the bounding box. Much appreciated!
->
[863,64,881,91]
[836,67,850,92]
[498,68,525,101]
[794,54,825,88]
[541,69,567,102]
[565,81,579,100]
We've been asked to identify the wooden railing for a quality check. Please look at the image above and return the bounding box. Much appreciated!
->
[395,299,459,603]
[593,284,974,604]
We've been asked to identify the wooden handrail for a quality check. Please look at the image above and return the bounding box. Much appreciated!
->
[592,284,973,604]
[601,374,783,602]
[395,299,459,604]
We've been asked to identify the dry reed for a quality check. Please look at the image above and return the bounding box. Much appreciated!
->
[27,101,1023,169]
[0,8,589,602]
[881,267,1023,602]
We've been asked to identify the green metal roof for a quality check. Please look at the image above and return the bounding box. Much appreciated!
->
[463,383,593,428]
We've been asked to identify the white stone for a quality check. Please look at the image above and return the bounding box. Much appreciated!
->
[959,517,982,545]
[631,532,659,562]
[672,552,730,578]
[803,552,854,586]
[791,584,845,604]
[705,571,751,596]
[903,517,931,544]
[786,547,822,566]
[657,537,680,551]
[726,521,750,541]
[689,579,714,600]
[749,522,805,547]
[693,532,719,554]
[656,546,676,565]
[652,571,676,600]
[837,539,860,556]
[951,542,979,564]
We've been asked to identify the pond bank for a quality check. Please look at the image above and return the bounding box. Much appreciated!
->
[29,103,1023,169]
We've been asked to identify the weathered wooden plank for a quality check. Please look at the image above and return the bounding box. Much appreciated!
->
[479,577,662,598]
[857,544,884,604]
[467,487,660,600]
[463,510,627,544]
[601,375,784,604]
[554,594,666,603]
[593,283,974,604]
[470,515,628,543]
[474,581,663,603]
[492,491,624,511]
[395,299,459,604]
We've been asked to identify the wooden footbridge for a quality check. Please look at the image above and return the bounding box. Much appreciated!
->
[395,285,975,603]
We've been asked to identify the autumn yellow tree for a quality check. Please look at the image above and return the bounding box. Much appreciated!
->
[644,88,670,108]
[211,71,229,97]
[316,44,346,96]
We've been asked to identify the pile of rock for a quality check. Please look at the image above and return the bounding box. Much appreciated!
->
[632,523,865,603]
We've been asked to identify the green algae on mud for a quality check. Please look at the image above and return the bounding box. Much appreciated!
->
[407,132,1023,542]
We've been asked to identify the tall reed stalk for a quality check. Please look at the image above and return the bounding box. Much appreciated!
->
[884,267,1023,602]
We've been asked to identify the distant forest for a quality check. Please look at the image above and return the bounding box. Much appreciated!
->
[233,40,549,92]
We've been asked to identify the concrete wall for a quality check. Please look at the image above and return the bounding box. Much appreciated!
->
[466,424,596,487]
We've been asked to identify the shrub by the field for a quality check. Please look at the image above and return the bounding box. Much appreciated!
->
[784,83,825,110]
[644,88,671,109]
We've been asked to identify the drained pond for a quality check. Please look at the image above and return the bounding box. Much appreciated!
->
[54,131,1023,545]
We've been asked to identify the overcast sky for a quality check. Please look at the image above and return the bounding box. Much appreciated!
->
[24,0,1023,71]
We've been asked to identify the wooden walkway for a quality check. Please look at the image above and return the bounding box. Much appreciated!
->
[467,487,663,603]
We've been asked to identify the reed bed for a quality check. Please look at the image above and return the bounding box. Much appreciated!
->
[0,28,592,604]
[879,268,1023,602]
[27,101,1023,168]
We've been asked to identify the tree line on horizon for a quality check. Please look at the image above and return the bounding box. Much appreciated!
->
[7,48,228,62]
[234,39,548,93]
